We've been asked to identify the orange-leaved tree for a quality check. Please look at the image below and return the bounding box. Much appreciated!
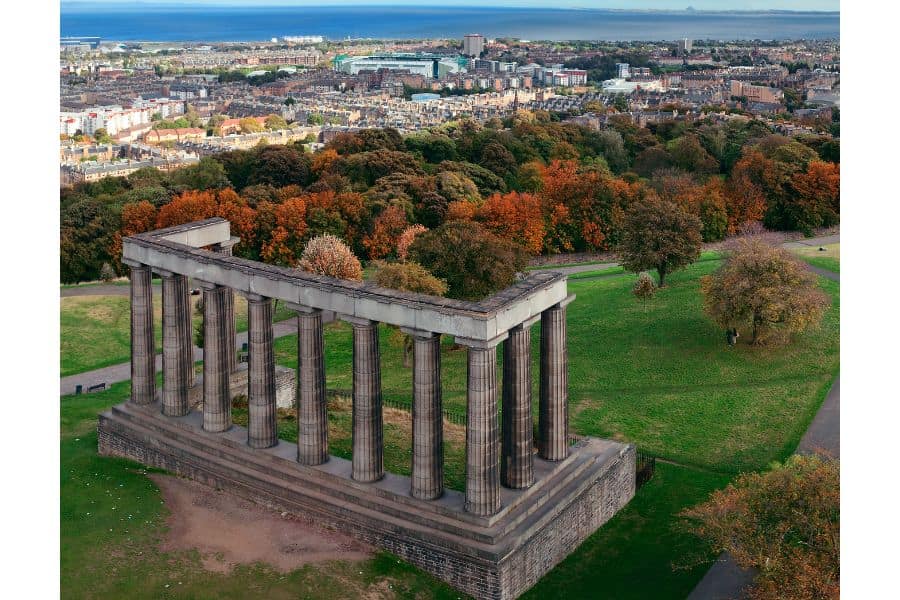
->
[362,203,408,260]
[477,191,545,255]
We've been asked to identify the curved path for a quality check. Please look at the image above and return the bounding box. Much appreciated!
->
[687,374,840,599]
[527,234,840,277]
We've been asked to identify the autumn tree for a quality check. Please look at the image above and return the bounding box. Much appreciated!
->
[681,454,839,600]
[701,238,829,345]
[261,197,308,265]
[777,160,840,234]
[264,114,288,130]
[296,234,363,281]
[363,203,409,260]
[618,197,702,286]
[477,191,545,255]
[373,261,449,366]
[396,224,427,261]
[408,221,527,300]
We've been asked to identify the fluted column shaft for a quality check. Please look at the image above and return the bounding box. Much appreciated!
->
[297,310,328,464]
[465,345,501,516]
[411,332,443,500]
[161,273,191,416]
[183,278,195,387]
[213,243,237,372]
[129,264,155,405]
[351,320,383,482]
[502,324,534,488]
[202,285,231,432]
[248,296,277,447]
[539,304,569,461]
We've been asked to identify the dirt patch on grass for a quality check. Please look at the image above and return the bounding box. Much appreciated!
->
[150,473,372,574]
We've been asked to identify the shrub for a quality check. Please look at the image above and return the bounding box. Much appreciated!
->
[632,272,656,300]
[297,234,363,281]
[99,262,116,282]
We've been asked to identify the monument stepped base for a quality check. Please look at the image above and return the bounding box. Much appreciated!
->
[98,401,635,600]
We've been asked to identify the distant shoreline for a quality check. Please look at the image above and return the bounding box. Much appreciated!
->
[60,6,840,43]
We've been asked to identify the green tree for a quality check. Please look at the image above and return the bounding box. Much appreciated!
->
[239,117,264,134]
[618,197,702,287]
[408,221,527,300]
[93,128,112,144]
[373,261,448,366]
[265,114,288,131]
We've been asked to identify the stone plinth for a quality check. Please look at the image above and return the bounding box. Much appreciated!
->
[99,401,635,600]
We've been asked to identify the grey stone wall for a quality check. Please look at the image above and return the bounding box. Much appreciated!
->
[97,403,634,600]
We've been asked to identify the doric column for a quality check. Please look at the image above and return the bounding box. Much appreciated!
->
[347,317,383,483]
[539,297,574,461]
[502,320,536,489]
[295,307,328,465]
[183,276,195,388]
[405,329,443,500]
[212,238,239,372]
[202,284,231,432]
[128,262,155,405]
[160,271,191,416]
[459,333,507,516]
[247,294,277,447]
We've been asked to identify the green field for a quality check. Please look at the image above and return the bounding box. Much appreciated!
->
[60,258,840,598]
[60,294,296,377]
[791,242,840,273]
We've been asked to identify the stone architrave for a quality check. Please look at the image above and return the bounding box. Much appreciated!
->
[348,318,384,483]
[501,321,535,489]
[408,330,443,500]
[296,308,328,465]
[129,263,155,405]
[247,294,277,447]
[161,272,191,416]
[539,302,570,461]
[202,284,231,432]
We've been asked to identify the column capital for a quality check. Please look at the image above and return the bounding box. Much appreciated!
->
[340,314,376,327]
[196,279,221,291]
[243,292,271,303]
[399,327,439,340]
[517,314,542,330]
[153,268,178,278]
[454,331,508,350]
[554,294,577,310]
[286,302,321,314]
[122,258,146,269]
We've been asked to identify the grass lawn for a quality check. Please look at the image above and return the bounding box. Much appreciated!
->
[60,255,839,598]
[60,294,295,377]
[274,257,839,474]
[61,384,727,599]
[791,242,840,273]
[61,382,461,600]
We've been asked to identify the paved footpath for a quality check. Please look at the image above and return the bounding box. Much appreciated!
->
[530,234,840,277]
[687,375,840,600]
[59,318,316,396]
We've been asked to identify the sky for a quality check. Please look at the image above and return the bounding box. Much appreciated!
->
[60,1,841,12]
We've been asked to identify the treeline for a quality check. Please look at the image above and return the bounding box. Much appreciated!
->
[60,112,839,283]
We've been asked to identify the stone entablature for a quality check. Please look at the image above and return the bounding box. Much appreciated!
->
[123,217,569,342]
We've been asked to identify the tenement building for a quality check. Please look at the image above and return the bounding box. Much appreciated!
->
[98,218,635,599]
